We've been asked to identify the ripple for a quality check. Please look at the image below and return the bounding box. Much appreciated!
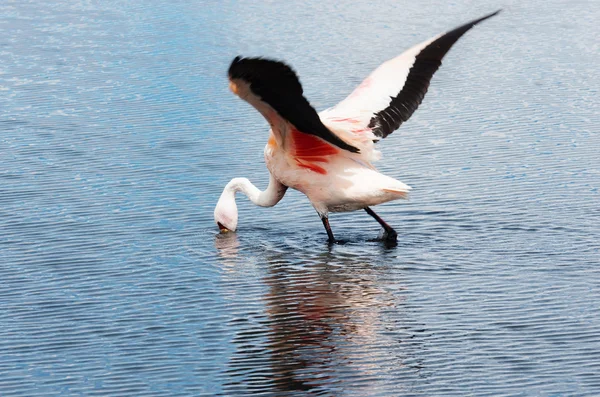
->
[1,0,600,396]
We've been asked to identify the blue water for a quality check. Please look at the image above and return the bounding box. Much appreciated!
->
[1,0,599,396]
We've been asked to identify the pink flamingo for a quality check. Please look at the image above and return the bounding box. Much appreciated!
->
[215,11,500,244]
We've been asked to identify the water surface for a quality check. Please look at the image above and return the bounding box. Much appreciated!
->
[1,0,599,396]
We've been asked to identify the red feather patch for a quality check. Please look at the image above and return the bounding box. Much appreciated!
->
[291,129,339,175]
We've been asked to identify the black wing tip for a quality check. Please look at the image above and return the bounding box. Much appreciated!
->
[227,55,304,99]
[324,132,361,153]
[227,56,360,154]
[228,55,242,77]
[487,9,503,18]
[438,9,502,44]
[344,143,361,153]
[369,10,501,139]
[228,56,297,79]
[444,9,502,39]
[470,9,502,26]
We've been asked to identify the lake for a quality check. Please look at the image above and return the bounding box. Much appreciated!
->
[1,0,599,395]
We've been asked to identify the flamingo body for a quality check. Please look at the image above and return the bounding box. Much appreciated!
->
[264,132,409,215]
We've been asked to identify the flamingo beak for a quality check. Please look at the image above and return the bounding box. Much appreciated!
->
[217,222,231,233]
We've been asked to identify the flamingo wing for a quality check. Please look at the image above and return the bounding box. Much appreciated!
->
[321,10,500,140]
[228,56,359,154]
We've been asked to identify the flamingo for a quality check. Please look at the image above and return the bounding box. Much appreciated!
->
[214,10,500,244]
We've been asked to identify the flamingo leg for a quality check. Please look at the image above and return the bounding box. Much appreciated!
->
[320,215,336,244]
[364,207,397,242]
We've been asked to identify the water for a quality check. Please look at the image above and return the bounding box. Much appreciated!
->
[1,0,599,395]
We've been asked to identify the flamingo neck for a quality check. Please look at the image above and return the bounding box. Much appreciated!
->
[225,174,287,207]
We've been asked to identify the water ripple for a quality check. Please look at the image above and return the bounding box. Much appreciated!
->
[1,0,600,396]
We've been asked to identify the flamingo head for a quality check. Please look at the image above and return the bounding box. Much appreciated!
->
[214,190,238,233]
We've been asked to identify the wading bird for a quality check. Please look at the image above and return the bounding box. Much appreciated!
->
[214,11,500,244]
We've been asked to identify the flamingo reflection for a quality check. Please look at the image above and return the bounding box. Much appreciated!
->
[215,235,423,395]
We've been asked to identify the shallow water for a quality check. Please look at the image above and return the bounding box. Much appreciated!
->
[1,0,599,396]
